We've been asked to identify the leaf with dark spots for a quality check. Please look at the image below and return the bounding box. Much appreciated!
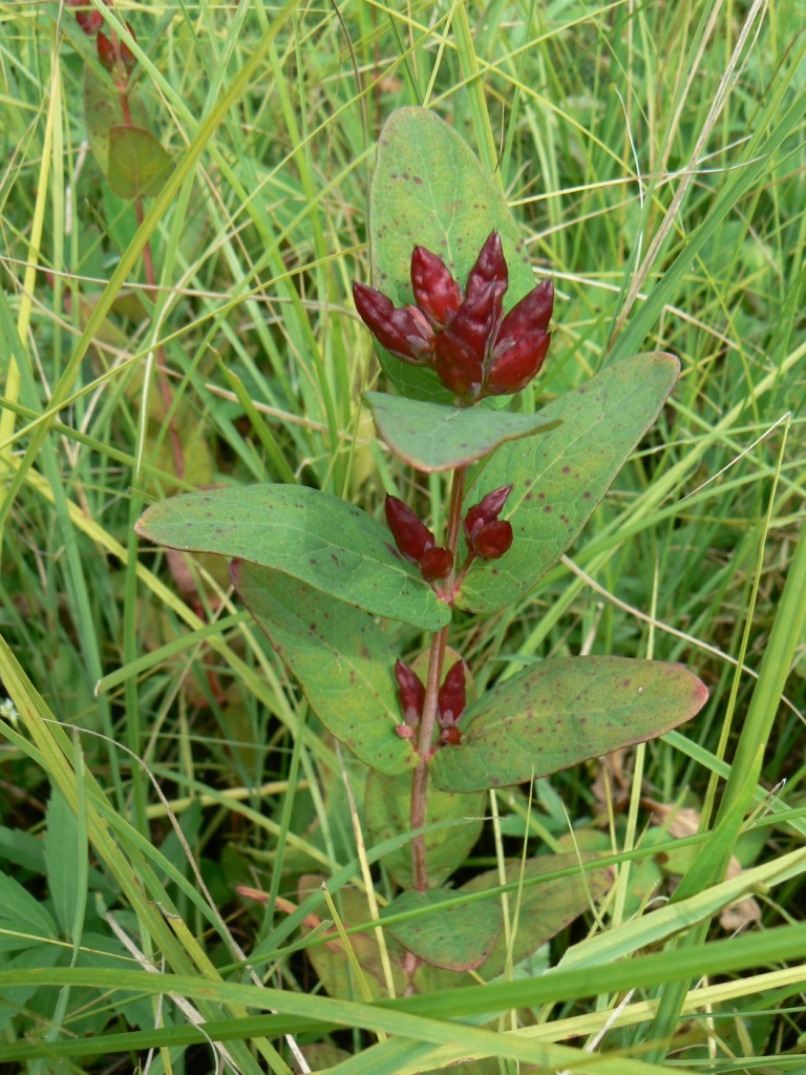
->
[231,562,414,775]
[370,108,535,403]
[457,353,681,614]
[135,483,449,630]
[431,656,708,793]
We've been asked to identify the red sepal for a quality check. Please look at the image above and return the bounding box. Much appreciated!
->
[438,661,466,726]
[419,546,453,582]
[411,247,462,325]
[394,659,425,726]
[385,495,434,563]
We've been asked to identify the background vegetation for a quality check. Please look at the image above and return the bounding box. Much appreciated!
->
[0,0,803,1071]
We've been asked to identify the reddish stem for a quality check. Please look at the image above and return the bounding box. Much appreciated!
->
[409,466,467,891]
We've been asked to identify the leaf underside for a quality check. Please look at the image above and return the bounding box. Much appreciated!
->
[364,391,561,472]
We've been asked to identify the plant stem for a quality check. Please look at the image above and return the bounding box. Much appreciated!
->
[410,465,467,891]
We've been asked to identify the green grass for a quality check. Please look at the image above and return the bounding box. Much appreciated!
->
[1,0,804,1072]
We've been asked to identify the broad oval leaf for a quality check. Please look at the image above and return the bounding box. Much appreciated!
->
[231,562,415,775]
[135,484,450,631]
[382,888,502,972]
[364,392,560,472]
[431,656,708,793]
[457,352,680,614]
[108,126,175,199]
[461,853,613,980]
[365,769,485,888]
[369,108,536,403]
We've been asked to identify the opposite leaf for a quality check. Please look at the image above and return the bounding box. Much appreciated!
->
[364,392,560,472]
[457,352,680,614]
[431,656,708,793]
[461,853,613,980]
[135,484,449,631]
[382,889,502,972]
[231,562,415,776]
[108,126,175,199]
[370,108,535,403]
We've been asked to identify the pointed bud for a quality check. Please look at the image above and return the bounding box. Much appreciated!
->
[385,495,434,563]
[494,279,553,347]
[353,283,433,363]
[465,231,508,329]
[411,247,462,325]
[419,545,453,582]
[433,330,484,397]
[394,659,425,726]
[464,485,513,542]
[120,25,137,72]
[485,332,550,395]
[447,280,499,366]
[471,519,513,559]
[97,31,116,70]
[69,0,105,34]
[440,725,463,746]
[438,661,466,727]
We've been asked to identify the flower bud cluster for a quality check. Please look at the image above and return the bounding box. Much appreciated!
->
[463,484,513,562]
[384,495,453,582]
[394,659,467,748]
[353,231,553,402]
[69,1,137,75]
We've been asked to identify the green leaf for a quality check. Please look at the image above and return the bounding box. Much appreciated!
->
[108,126,175,199]
[364,392,560,472]
[365,770,485,888]
[369,107,536,403]
[231,562,415,775]
[431,657,709,793]
[44,788,84,941]
[457,353,680,614]
[136,484,449,631]
[461,853,613,980]
[0,868,58,953]
[383,889,502,972]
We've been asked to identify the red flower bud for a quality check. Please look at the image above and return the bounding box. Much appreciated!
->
[441,725,463,746]
[438,661,466,726]
[411,247,462,325]
[465,231,508,329]
[485,332,550,395]
[494,279,553,348]
[394,659,425,726]
[447,280,499,366]
[464,485,512,541]
[419,545,453,582]
[97,31,116,70]
[76,8,104,34]
[472,519,513,559]
[353,283,433,363]
[120,25,137,72]
[385,495,434,563]
[433,330,484,397]
[464,485,514,560]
